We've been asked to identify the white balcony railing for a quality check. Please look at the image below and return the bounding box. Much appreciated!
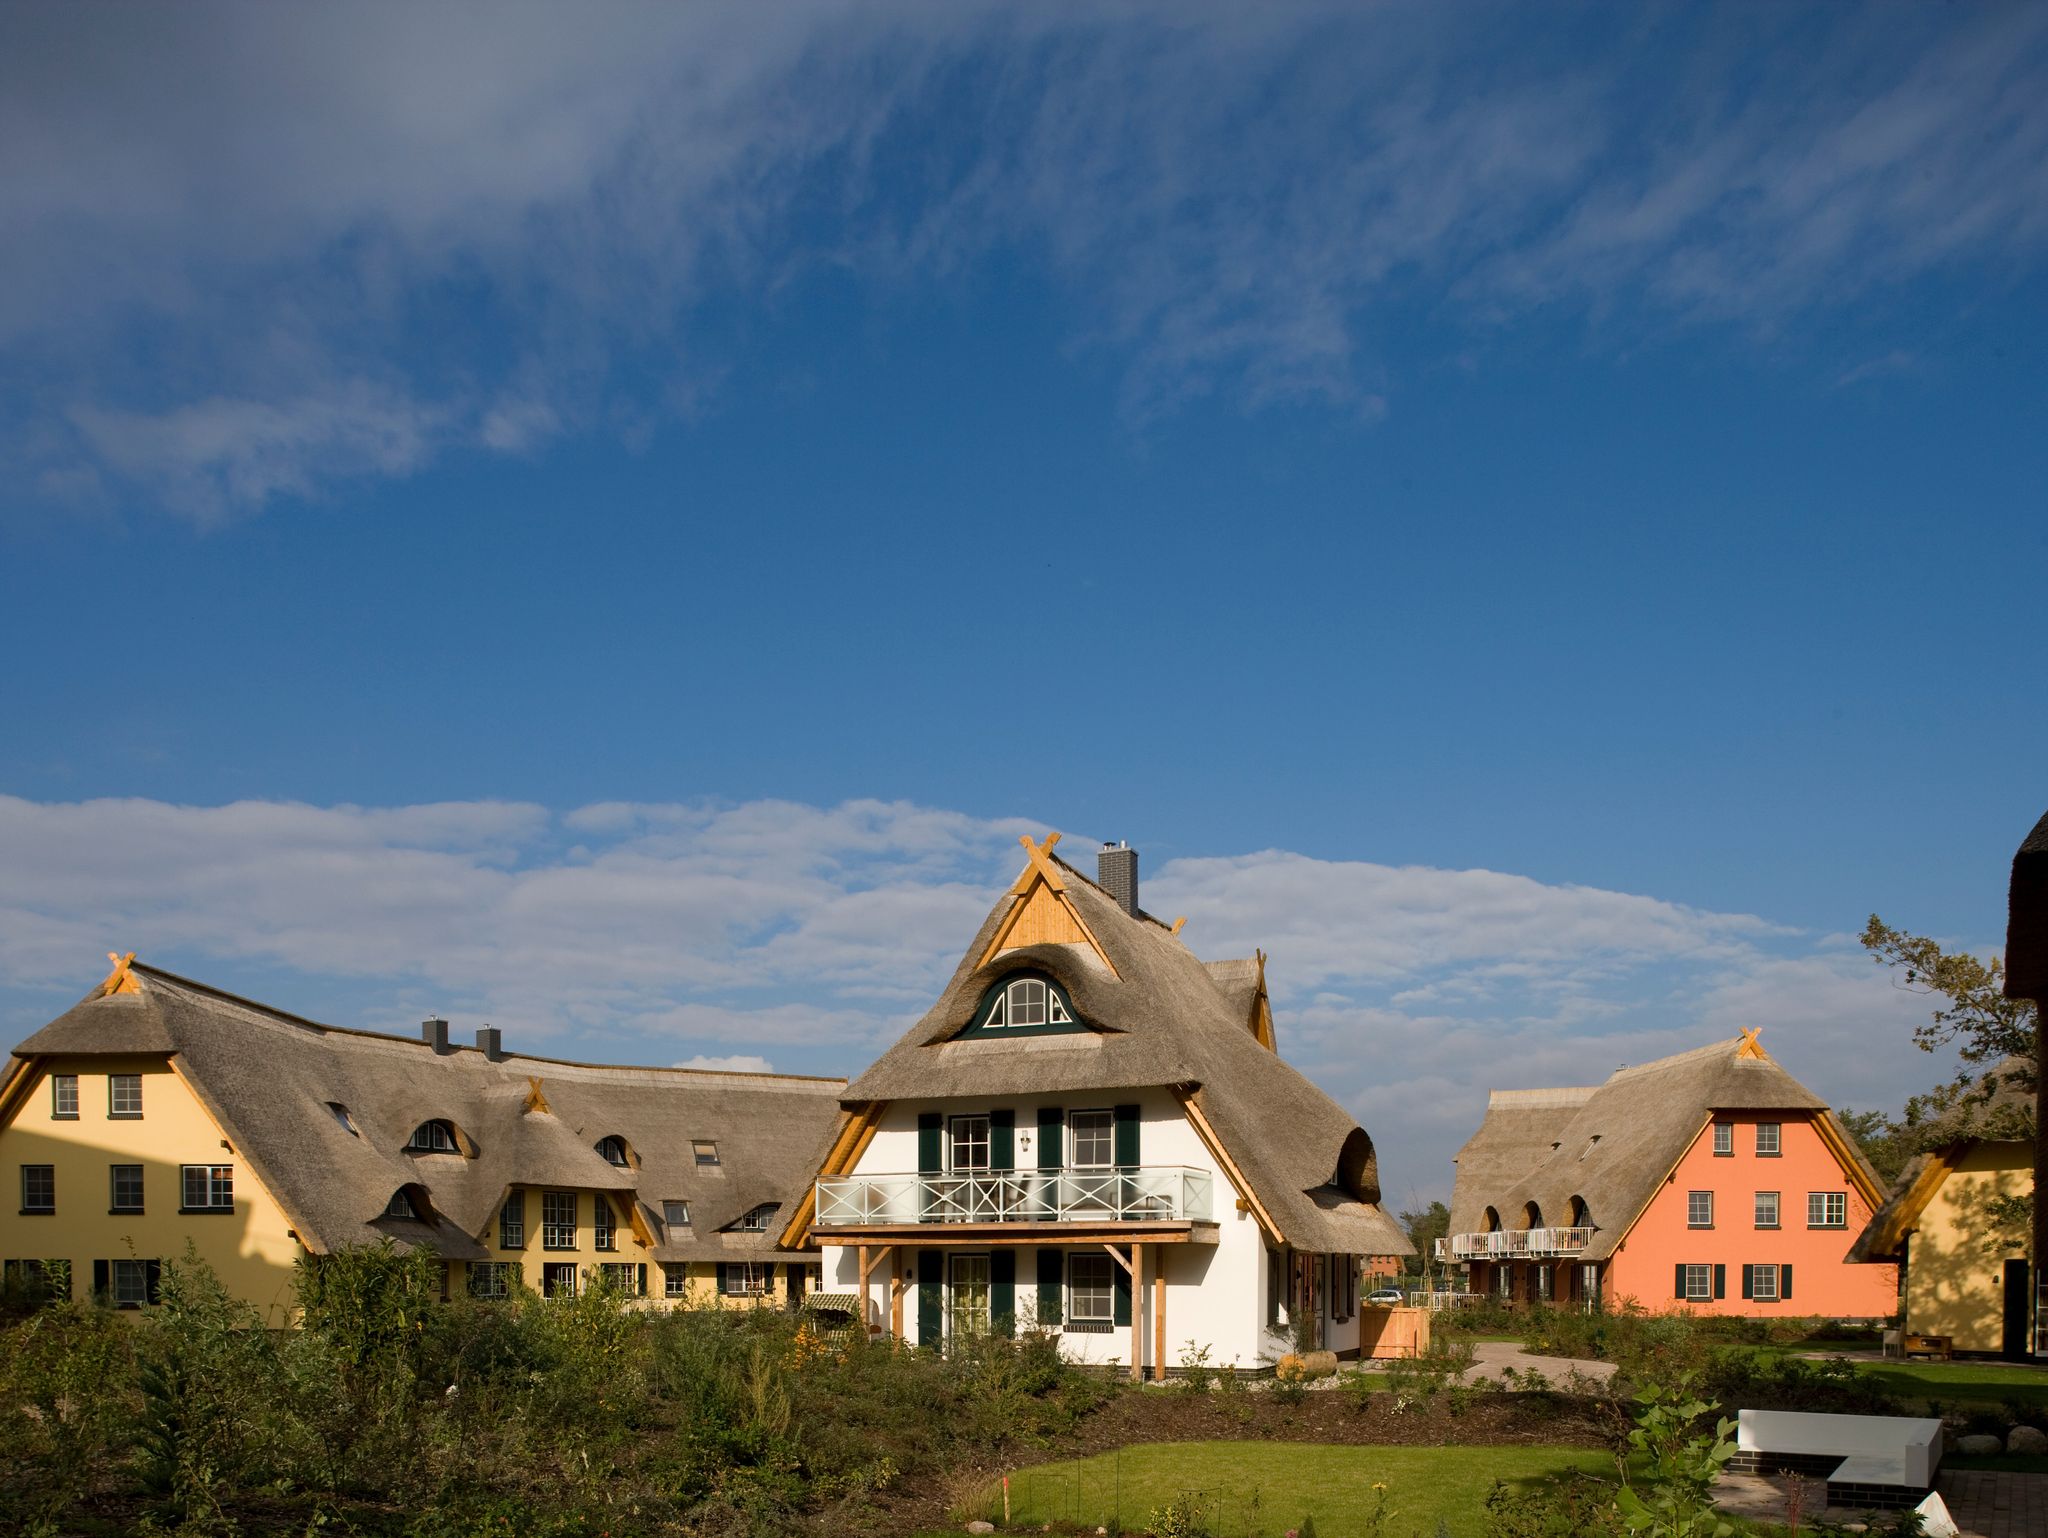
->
[1447,1225,1592,1260]
[815,1167,1214,1227]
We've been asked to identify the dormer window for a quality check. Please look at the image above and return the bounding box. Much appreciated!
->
[407,1120,460,1154]
[328,1102,359,1136]
[595,1136,630,1168]
[733,1203,776,1233]
[385,1189,417,1220]
[983,976,1069,1029]
[692,1140,719,1167]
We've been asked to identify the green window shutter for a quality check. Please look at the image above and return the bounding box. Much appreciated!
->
[917,1114,942,1175]
[917,1249,942,1345]
[1037,1108,1063,1171]
[1114,1252,1132,1327]
[1712,1264,1726,1300]
[716,1263,730,1294]
[991,1250,1015,1336]
[636,1264,647,1298]
[990,1109,1015,1172]
[1114,1104,1141,1168]
[1036,1248,1063,1327]
[1741,1266,1754,1300]
[1674,1263,1685,1300]
[93,1259,109,1301]
[144,1260,162,1305]
[1779,1265,1792,1301]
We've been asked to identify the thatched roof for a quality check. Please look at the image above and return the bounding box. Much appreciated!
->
[1447,1036,1877,1262]
[841,852,1410,1257]
[2006,808,2048,1001]
[1847,1061,2036,1263]
[12,964,845,1263]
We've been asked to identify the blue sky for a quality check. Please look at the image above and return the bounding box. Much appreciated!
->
[3,2,2045,1210]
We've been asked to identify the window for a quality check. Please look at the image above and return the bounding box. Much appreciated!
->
[1069,1109,1115,1169]
[181,1165,233,1212]
[721,1261,770,1296]
[499,1193,525,1249]
[21,1164,54,1213]
[594,1198,617,1251]
[978,974,1076,1030]
[663,1262,689,1299]
[328,1102,358,1136]
[662,1199,691,1229]
[3,1258,70,1303]
[1682,1263,1712,1302]
[1686,1190,1714,1228]
[735,1204,775,1233]
[1746,1263,1779,1302]
[1495,1263,1512,1298]
[1068,1252,1114,1329]
[1754,1191,1779,1229]
[1578,1135,1601,1160]
[111,1258,152,1307]
[598,1262,643,1295]
[692,1140,719,1167]
[542,1262,577,1298]
[408,1120,459,1153]
[1712,1121,1733,1156]
[949,1114,990,1172]
[1580,1264,1602,1308]
[111,1164,144,1214]
[1755,1123,1781,1157]
[109,1074,142,1118]
[595,1136,630,1168]
[51,1074,78,1119]
[1533,1264,1554,1302]
[468,1261,514,1299]
[1807,1191,1847,1229]
[385,1189,417,1219]
[542,1191,577,1249]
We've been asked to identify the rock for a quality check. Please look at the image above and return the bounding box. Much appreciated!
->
[2007,1423,2048,1455]
[1955,1433,2002,1456]
[965,1523,994,1534]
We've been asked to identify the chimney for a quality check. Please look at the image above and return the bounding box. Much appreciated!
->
[422,1015,451,1055]
[1097,841,1139,917]
[475,1025,503,1062]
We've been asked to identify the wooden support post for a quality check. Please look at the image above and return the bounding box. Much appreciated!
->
[858,1244,892,1336]
[1130,1243,1145,1382]
[1154,1253,1165,1382]
[890,1269,907,1340]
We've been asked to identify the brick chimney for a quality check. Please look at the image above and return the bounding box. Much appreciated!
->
[1097,841,1139,916]
[475,1025,503,1062]
[422,1015,451,1055]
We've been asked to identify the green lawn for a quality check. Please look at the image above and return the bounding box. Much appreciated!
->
[969,1442,1613,1538]
[1735,1345,2048,1413]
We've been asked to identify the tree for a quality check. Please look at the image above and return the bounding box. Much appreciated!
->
[1400,1200,1451,1261]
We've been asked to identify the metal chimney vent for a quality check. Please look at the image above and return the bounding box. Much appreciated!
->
[422,1015,451,1055]
[476,1026,503,1062]
[1097,841,1139,917]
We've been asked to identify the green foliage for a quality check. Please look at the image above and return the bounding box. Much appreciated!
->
[1613,1377,1736,1538]
[0,1295,136,1532]
[1177,1339,1215,1392]
[1369,1337,1478,1415]
[1147,1492,1212,1538]
[1400,1200,1452,1257]
[1861,915,2037,1078]
[1484,1470,1629,1538]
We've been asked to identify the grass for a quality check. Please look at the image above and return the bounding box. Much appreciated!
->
[1734,1344,2048,1413]
[969,1441,1613,1537]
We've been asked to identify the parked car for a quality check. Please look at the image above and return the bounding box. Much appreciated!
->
[1364,1287,1405,1305]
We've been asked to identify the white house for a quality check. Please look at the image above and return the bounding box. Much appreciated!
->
[780,835,1413,1378]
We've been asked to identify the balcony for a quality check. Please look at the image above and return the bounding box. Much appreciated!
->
[1447,1226,1592,1260]
[815,1166,1214,1230]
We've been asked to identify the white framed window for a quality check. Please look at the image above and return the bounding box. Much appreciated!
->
[1746,1263,1780,1302]
[1580,1264,1601,1306]
[595,1136,630,1168]
[21,1164,54,1213]
[663,1199,691,1228]
[499,1193,525,1249]
[1755,1123,1781,1157]
[662,1262,689,1299]
[109,1074,142,1118]
[110,1164,144,1214]
[692,1140,719,1166]
[181,1165,233,1212]
[51,1075,78,1119]
[542,1191,577,1249]
[594,1198,617,1251]
[1754,1191,1779,1229]
[1682,1263,1712,1302]
[1495,1263,1512,1298]
[1807,1191,1847,1229]
[468,1261,513,1299]
[949,1114,990,1172]
[1068,1110,1115,1169]
[1533,1264,1553,1301]
[1068,1252,1113,1329]
[597,1262,641,1295]
[112,1258,151,1306]
[1687,1190,1714,1228]
[408,1120,459,1153]
[721,1261,770,1296]
[735,1204,775,1232]
[980,976,1074,1029]
[385,1189,417,1219]
[1712,1121,1733,1156]
[542,1262,577,1298]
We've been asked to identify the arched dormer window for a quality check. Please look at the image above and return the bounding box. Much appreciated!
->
[595,1135,632,1169]
[964,973,1083,1037]
[384,1188,419,1220]
[1481,1206,1501,1233]
[407,1119,461,1154]
[1568,1195,1590,1228]
[1521,1201,1543,1231]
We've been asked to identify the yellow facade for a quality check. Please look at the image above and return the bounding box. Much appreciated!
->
[1902,1141,2031,1354]
[0,1055,306,1325]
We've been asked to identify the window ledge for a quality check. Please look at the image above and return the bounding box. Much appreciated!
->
[51,1113,79,1122]
[1064,1320,1114,1334]
[108,1113,143,1121]
[109,1208,145,1216]
[19,1209,55,1216]
[179,1207,236,1216]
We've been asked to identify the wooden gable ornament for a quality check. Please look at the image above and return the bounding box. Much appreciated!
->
[977,833,1120,978]
[99,951,141,996]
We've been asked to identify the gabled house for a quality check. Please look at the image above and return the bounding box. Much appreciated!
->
[0,957,844,1322]
[1446,1033,1895,1317]
[783,835,1413,1378]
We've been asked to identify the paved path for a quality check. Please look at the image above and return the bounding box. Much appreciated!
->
[1460,1339,1618,1385]
[1713,1469,2048,1538]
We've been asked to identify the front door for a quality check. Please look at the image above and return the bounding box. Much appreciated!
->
[948,1253,991,1342]
[2003,1259,2032,1360]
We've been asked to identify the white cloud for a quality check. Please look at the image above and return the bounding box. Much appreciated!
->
[0,792,1970,1206]
[673,1053,777,1074]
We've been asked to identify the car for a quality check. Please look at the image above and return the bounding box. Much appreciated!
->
[1364,1287,1405,1305]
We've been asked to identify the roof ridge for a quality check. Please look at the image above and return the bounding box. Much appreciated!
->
[1049,851,1178,934]
[1603,1036,1749,1082]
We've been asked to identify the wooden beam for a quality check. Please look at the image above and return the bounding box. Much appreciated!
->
[1174,1089,1282,1244]
[1102,1242,1132,1273]
[1153,1254,1165,1384]
[1169,916,1186,937]
[858,1246,871,1336]
[1009,832,1066,894]
[1130,1242,1145,1382]
[859,1244,893,1281]
[890,1270,907,1339]
[776,1101,884,1250]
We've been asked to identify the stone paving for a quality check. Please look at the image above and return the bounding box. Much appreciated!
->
[1711,1469,2048,1538]
[1460,1339,1619,1385]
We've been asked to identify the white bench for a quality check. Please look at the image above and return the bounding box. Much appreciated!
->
[1734,1410,1943,1506]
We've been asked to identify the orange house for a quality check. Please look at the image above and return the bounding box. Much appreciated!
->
[1446,1033,1896,1318]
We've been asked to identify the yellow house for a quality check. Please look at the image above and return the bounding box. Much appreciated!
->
[1849,1138,2035,1358]
[1,956,844,1324]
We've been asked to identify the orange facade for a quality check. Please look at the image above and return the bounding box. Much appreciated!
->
[1606,1111,1896,1317]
